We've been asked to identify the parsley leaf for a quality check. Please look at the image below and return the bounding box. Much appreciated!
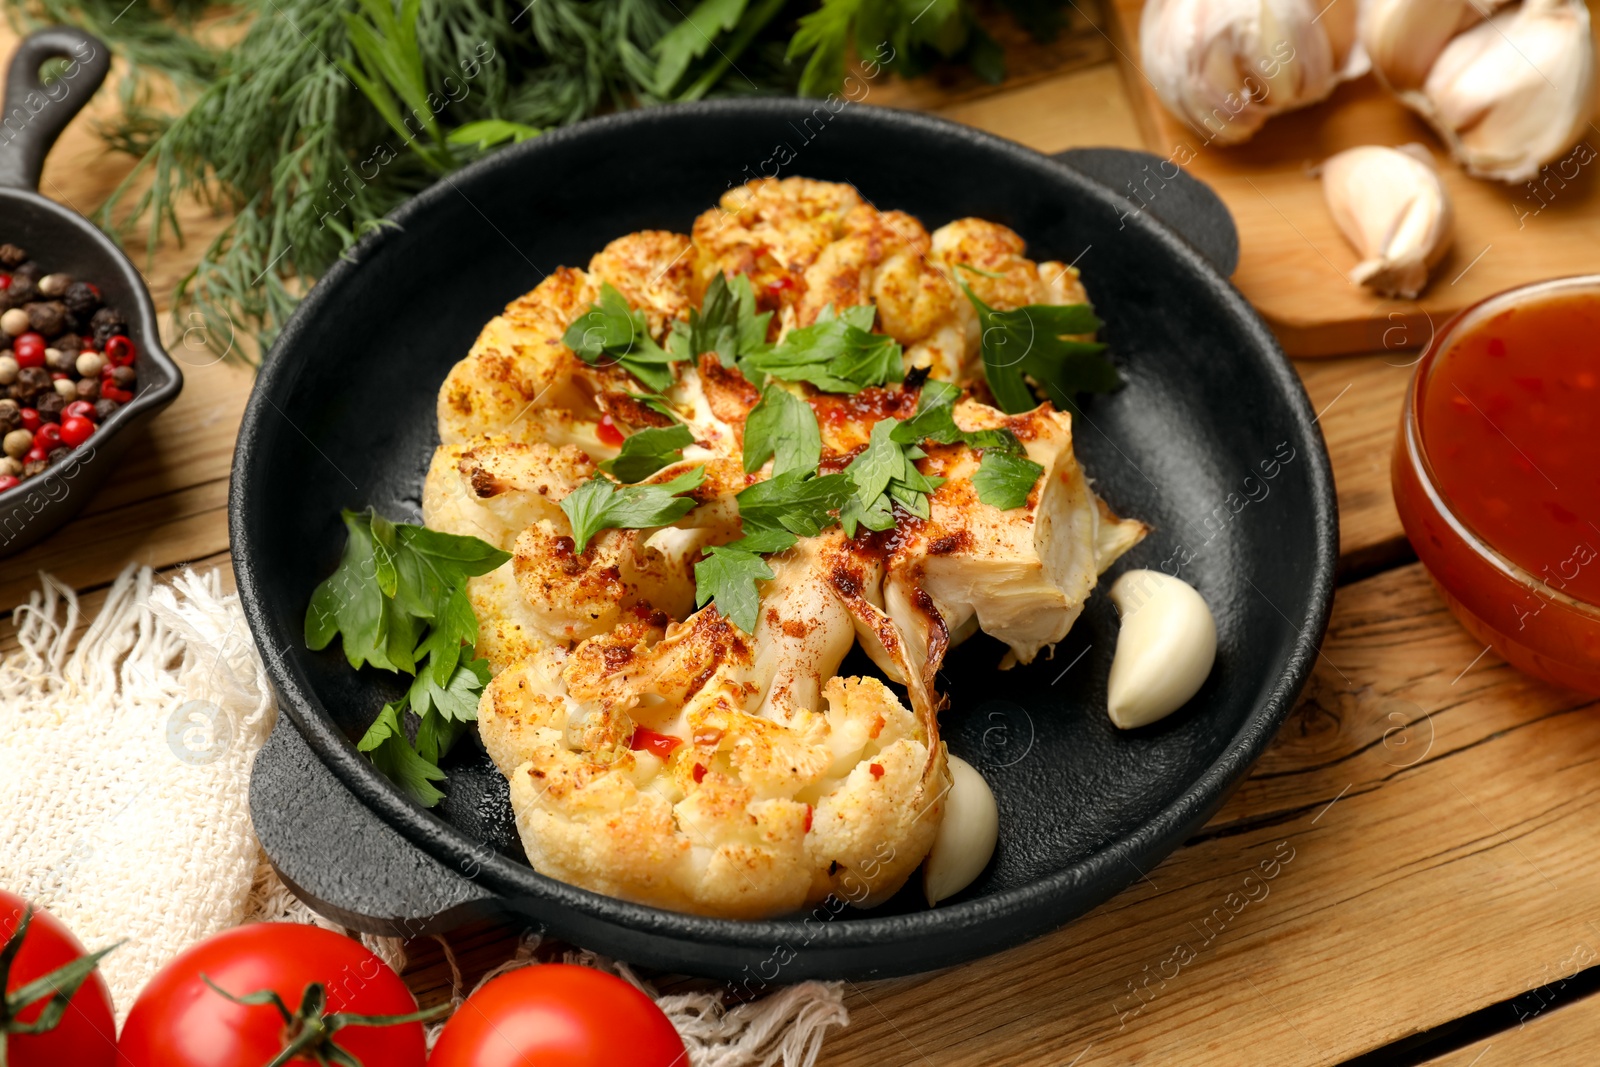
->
[694,543,775,634]
[734,469,853,537]
[626,391,681,423]
[671,272,773,367]
[740,304,904,393]
[972,450,1046,510]
[307,508,510,808]
[654,0,750,95]
[559,466,706,552]
[959,282,1119,414]
[563,282,681,392]
[358,703,448,808]
[599,424,696,483]
[839,419,944,536]
[742,384,821,476]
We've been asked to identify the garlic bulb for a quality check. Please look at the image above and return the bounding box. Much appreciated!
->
[1106,571,1217,729]
[1140,0,1368,145]
[923,756,998,906]
[1363,0,1509,92]
[1365,0,1595,183]
[1320,144,1454,299]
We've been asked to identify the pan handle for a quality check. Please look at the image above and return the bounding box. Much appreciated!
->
[1052,147,1240,277]
[0,26,110,192]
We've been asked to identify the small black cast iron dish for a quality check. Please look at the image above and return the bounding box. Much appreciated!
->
[234,100,1336,981]
[0,27,183,558]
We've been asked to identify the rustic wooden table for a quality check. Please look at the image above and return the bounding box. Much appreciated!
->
[5,10,1597,1067]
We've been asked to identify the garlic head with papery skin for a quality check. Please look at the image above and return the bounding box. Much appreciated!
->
[1106,570,1217,729]
[1363,0,1510,93]
[923,755,999,906]
[1367,0,1595,183]
[1140,0,1368,146]
[1320,144,1454,300]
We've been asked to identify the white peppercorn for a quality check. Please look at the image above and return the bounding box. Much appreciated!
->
[44,347,74,374]
[74,351,104,377]
[52,377,76,399]
[0,354,15,385]
[0,308,29,336]
[3,428,30,458]
[37,273,70,297]
[0,456,19,477]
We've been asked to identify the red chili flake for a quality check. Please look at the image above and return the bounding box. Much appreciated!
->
[628,726,682,760]
[596,413,625,447]
[803,804,813,833]
[765,276,796,293]
[693,763,707,784]
[869,763,884,779]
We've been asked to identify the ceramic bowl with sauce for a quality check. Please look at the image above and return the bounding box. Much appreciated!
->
[1394,275,1600,693]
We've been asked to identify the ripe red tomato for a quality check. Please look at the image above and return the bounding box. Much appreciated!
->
[429,964,686,1067]
[117,923,428,1067]
[0,889,118,1067]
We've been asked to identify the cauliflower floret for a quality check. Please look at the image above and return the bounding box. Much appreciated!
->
[480,530,947,916]
[884,401,1146,672]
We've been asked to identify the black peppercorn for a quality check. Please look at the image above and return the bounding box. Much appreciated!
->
[0,245,26,269]
[14,261,42,282]
[15,366,49,397]
[4,275,37,308]
[23,457,47,477]
[37,392,63,420]
[76,378,100,401]
[55,332,81,354]
[26,301,66,338]
[93,397,118,421]
[89,307,126,348]
[111,365,136,388]
[45,347,75,374]
[63,281,100,320]
[45,446,68,464]
[0,398,16,434]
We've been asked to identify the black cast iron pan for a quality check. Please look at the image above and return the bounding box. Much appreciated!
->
[0,27,183,557]
[235,100,1334,982]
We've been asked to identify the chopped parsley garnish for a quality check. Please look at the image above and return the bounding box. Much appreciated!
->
[740,304,904,393]
[960,282,1119,414]
[306,509,509,807]
[694,539,779,634]
[839,418,944,536]
[600,424,695,482]
[971,449,1045,510]
[734,469,853,538]
[896,379,1045,511]
[562,282,681,391]
[559,466,706,552]
[742,383,821,476]
[670,272,773,367]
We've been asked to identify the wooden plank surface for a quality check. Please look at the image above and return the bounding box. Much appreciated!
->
[1,11,1594,1067]
[1423,993,1600,1066]
[1105,0,1600,357]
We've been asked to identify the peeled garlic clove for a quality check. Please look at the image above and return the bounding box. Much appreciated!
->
[1140,0,1368,146]
[1320,144,1453,300]
[1419,0,1595,183]
[923,755,998,906]
[1363,0,1508,92]
[1106,570,1217,729]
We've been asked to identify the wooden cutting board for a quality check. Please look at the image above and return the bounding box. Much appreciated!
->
[1106,0,1600,356]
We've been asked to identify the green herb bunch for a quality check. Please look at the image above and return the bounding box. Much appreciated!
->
[3,0,1066,363]
[305,508,509,806]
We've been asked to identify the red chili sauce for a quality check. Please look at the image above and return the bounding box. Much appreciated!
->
[1420,290,1600,603]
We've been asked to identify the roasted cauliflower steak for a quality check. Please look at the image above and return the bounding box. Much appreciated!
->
[420,177,1145,919]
